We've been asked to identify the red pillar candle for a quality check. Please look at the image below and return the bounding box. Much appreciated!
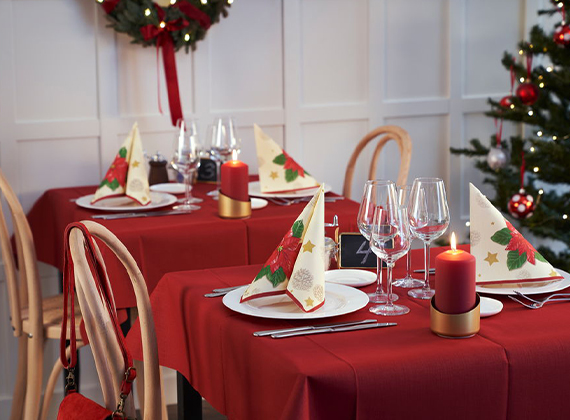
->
[221,151,249,202]
[434,233,476,314]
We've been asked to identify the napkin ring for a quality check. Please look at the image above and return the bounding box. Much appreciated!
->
[218,192,251,219]
[430,294,480,339]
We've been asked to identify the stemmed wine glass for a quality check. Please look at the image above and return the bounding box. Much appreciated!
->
[208,117,241,199]
[393,185,424,288]
[369,205,411,316]
[357,180,399,303]
[171,119,202,212]
[408,178,450,299]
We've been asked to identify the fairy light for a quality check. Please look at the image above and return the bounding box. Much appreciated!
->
[201,0,207,4]
[530,146,536,152]
[97,0,104,3]
[564,214,568,220]
[537,131,543,136]
[528,110,534,116]
[519,77,525,83]
[538,75,543,80]
[558,2,564,7]
[465,221,471,227]
[543,47,548,52]
[539,82,545,88]
[170,0,177,4]
[533,166,540,172]
[510,104,515,109]
[539,189,544,195]
[547,66,553,72]
[529,44,534,49]
[519,49,524,55]
[159,21,166,28]
[144,8,151,16]
[183,33,190,41]
[553,135,558,140]
[228,0,234,3]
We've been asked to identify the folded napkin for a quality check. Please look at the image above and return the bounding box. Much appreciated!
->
[254,124,320,193]
[470,183,562,285]
[241,185,326,312]
[92,123,150,205]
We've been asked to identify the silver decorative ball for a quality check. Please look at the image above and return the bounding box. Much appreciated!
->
[487,147,510,171]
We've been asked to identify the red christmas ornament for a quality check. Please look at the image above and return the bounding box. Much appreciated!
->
[508,189,535,219]
[499,95,514,108]
[516,82,539,105]
[554,24,570,46]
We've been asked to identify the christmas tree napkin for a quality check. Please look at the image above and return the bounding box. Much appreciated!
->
[92,123,151,205]
[241,185,326,312]
[254,124,320,193]
[469,183,563,285]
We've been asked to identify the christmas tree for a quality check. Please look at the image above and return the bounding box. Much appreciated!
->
[451,2,570,271]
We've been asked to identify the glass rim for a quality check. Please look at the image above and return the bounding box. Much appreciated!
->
[412,177,443,183]
[364,179,395,185]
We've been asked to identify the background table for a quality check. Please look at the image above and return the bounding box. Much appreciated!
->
[27,179,359,308]
[126,247,570,420]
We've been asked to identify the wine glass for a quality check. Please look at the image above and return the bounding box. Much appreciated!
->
[393,185,424,288]
[208,117,241,199]
[357,180,399,303]
[369,205,411,316]
[407,178,450,299]
[171,119,202,212]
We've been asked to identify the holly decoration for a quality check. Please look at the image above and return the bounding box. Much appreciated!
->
[273,151,309,183]
[491,220,546,270]
[508,188,536,219]
[99,147,128,191]
[255,220,305,287]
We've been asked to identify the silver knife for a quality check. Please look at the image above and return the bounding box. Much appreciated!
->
[271,322,397,338]
[413,269,436,273]
[212,284,247,293]
[92,210,189,220]
[254,319,377,337]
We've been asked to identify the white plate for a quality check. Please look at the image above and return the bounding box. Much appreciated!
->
[248,181,332,198]
[476,269,570,296]
[480,297,503,318]
[150,183,186,194]
[76,192,177,212]
[325,269,376,288]
[222,283,369,320]
[251,198,268,210]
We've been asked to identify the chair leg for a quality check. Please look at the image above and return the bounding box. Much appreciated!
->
[9,335,28,420]
[160,368,168,420]
[134,360,169,419]
[22,334,44,420]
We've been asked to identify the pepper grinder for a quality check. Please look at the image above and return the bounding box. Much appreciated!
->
[148,152,170,185]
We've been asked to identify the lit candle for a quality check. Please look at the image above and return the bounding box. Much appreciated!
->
[221,150,249,202]
[434,232,476,314]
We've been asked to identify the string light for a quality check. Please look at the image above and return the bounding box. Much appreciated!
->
[558,2,564,7]
[564,214,568,220]
[539,189,544,195]
[530,146,536,152]
[465,221,471,227]
[528,110,534,116]
[96,0,104,3]
[533,166,540,172]
[519,77,525,83]
[228,0,234,3]
[539,82,545,88]
[537,131,543,136]
[529,44,534,49]
[553,136,558,140]
[170,0,177,4]
[547,66,553,72]
[145,8,151,16]
[201,0,207,4]
[543,47,548,52]
[510,104,515,109]
[519,49,524,55]
[159,21,166,28]
[184,33,190,41]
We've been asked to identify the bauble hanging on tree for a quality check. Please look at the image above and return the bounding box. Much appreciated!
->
[499,95,515,108]
[487,147,510,170]
[516,82,539,105]
[554,24,570,46]
[508,189,535,219]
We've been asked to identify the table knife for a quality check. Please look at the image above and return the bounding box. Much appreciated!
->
[92,210,189,220]
[413,269,436,273]
[271,322,397,338]
[254,319,377,337]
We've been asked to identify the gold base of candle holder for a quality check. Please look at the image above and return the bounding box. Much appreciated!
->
[218,192,251,219]
[430,294,480,339]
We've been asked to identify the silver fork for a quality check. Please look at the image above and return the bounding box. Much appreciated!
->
[508,294,570,309]
[514,290,570,303]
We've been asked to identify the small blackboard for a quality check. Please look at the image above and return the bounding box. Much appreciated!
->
[197,158,217,183]
[338,232,381,269]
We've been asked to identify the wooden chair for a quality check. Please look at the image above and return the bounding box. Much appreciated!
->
[66,220,162,419]
[0,169,83,420]
[342,125,412,199]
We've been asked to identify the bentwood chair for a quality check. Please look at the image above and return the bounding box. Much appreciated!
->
[0,169,83,420]
[343,125,412,199]
[66,221,163,419]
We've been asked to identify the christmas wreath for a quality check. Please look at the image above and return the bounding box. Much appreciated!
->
[97,0,232,125]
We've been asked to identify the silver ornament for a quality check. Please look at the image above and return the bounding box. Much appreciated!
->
[487,147,510,170]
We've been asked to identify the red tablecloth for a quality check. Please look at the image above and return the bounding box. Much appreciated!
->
[126,246,570,420]
[27,179,359,309]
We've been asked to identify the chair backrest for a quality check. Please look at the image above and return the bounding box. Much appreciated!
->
[343,125,412,198]
[0,169,42,339]
[67,220,161,419]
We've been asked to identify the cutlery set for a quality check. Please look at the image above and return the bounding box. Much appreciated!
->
[266,196,344,206]
[253,319,397,338]
[508,291,570,309]
[92,210,190,220]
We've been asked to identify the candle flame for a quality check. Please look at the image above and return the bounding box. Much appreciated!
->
[450,232,457,251]
[232,149,238,161]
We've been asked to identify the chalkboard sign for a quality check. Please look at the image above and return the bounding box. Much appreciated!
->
[197,158,217,183]
[338,232,386,269]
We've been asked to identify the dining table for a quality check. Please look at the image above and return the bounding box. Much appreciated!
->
[126,245,570,420]
[26,177,359,309]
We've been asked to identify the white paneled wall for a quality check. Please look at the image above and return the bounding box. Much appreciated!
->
[0,0,546,417]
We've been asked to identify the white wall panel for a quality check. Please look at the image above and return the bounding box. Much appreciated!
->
[17,137,100,210]
[209,0,283,111]
[464,0,523,96]
[300,0,368,106]
[302,120,368,195]
[13,0,98,121]
[385,0,449,100]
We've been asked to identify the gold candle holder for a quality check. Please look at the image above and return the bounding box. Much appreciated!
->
[430,294,480,339]
[218,191,251,219]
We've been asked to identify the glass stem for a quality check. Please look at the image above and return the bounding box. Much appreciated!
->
[386,264,394,307]
[375,256,384,295]
[183,173,191,205]
[215,160,221,192]
[423,241,431,291]
[406,250,412,278]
